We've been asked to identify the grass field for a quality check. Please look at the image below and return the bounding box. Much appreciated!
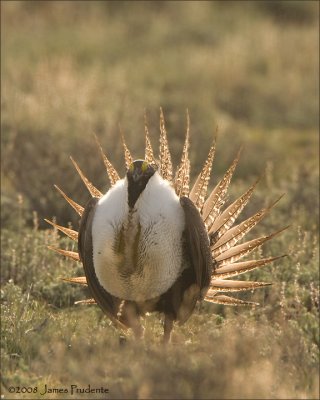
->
[1,1,319,399]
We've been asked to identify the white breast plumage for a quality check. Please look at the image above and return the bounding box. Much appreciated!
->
[92,172,185,301]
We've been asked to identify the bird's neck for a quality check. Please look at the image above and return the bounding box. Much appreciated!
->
[127,174,154,209]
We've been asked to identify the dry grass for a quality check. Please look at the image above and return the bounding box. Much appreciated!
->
[1,1,319,399]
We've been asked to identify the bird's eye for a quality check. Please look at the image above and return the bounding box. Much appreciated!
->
[141,161,148,173]
[129,164,134,173]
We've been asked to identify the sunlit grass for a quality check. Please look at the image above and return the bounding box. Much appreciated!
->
[1,1,319,399]
[1,174,319,398]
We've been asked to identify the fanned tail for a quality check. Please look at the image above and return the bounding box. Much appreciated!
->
[204,179,287,305]
[202,153,286,306]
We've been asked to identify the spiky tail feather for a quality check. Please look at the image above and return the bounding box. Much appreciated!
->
[70,157,102,198]
[174,110,190,197]
[46,111,286,309]
[144,111,156,165]
[120,126,133,170]
[94,134,120,186]
[159,108,173,182]
[189,137,216,212]
[202,147,242,228]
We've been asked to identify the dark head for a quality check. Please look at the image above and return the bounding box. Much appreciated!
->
[126,160,156,208]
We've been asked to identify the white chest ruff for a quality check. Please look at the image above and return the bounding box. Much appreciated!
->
[92,173,186,301]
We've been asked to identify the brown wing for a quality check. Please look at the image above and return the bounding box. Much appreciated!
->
[78,197,127,330]
[180,196,213,299]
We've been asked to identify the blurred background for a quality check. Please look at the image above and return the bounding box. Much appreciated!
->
[1,2,319,399]
[2,0,318,228]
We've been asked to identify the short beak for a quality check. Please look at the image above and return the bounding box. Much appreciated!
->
[132,170,141,182]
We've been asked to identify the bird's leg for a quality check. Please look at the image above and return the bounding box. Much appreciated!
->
[131,318,144,340]
[119,301,144,340]
[162,314,174,344]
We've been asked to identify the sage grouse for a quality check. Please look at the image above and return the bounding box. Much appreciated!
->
[46,109,286,343]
